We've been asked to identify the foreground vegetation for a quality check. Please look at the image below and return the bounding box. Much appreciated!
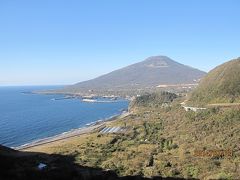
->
[27,93,240,179]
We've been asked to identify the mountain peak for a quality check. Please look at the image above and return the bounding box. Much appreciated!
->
[143,56,180,68]
[144,55,172,63]
[144,55,171,61]
[64,56,206,94]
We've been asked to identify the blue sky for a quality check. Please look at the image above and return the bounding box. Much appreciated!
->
[0,0,239,85]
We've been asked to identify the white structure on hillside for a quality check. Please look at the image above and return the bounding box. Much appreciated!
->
[183,106,206,112]
[100,126,126,134]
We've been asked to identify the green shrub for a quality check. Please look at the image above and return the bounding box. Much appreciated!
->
[217,172,233,180]
[185,166,199,178]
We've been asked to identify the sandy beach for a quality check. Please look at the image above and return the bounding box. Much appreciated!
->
[15,111,129,151]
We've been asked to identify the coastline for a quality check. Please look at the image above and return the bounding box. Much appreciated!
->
[15,111,129,151]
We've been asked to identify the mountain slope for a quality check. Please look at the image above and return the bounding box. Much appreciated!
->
[65,56,206,92]
[187,57,240,105]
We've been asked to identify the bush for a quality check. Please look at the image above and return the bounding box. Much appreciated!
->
[217,172,233,180]
[185,166,199,178]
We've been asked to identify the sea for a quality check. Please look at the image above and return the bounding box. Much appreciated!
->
[0,86,129,148]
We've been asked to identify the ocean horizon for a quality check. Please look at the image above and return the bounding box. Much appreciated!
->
[0,86,129,148]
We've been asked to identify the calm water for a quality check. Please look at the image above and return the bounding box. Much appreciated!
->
[0,86,129,147]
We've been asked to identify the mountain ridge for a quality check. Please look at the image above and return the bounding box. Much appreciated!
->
[187,57,240,105]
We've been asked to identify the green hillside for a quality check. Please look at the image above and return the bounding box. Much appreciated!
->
[187,58,240,106]
[130,92,177,108]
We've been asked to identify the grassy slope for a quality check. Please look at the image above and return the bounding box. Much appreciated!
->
[187,58,240,106]
[26,94,240,179]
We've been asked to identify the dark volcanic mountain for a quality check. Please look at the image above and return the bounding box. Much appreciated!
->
[62,56,206,94]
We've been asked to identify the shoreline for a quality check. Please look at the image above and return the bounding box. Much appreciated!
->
[14,111,129,151]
